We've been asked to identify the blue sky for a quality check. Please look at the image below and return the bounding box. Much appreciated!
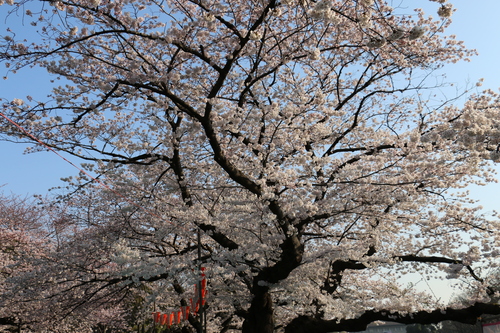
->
[0,0,499,301]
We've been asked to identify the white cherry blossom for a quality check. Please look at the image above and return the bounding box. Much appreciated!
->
[1,0,499,332]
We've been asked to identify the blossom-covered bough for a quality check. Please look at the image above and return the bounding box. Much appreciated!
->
[2,0,500,332]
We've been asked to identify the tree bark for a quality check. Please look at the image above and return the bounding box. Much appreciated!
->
[241,232,303,332]
[242,288,274,333]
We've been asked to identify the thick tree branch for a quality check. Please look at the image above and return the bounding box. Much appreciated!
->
[0,317,17,327]
[323,253,486,296]
[285,303,500,333]
[197,223,239,250]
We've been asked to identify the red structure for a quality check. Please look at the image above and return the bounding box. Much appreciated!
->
[152,268,207,328]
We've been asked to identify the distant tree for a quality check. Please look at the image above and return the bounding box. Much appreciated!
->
[438,320,482,333]
[2,0,500,332]
[0,193,135,332]
[0,193,63,330]
[0,194,51,326]
[406,323,438,333]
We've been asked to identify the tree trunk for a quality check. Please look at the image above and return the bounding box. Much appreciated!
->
[242,289,274,333]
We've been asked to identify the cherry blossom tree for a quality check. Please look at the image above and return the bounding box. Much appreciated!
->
[0,193,48,331]
[2,0,500,332]
[0,193,85,331]
[0,193,134,332]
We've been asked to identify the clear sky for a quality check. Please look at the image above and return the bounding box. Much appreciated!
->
[0,0,499,302]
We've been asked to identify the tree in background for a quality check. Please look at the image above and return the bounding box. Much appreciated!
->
[0,193,48,331]
[406,323,437,333]
[438,320,482,333]
[2,0,500,332]
[0,192,147,332]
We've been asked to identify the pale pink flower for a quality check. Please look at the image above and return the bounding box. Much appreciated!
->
[437,4,453,18]
[11,98,24,106]
[409,26,425,40]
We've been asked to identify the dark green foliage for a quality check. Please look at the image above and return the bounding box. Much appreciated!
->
[406,323,438,333]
